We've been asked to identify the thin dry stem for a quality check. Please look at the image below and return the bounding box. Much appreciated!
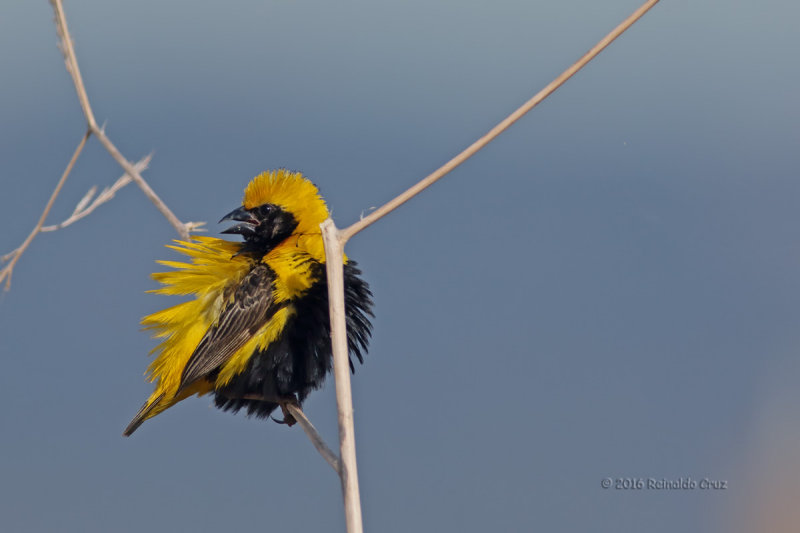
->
[40,155,150,232]
[321,219,363,533]
[1,130,90,290]
[50,0,96,129]
[340,0,661,243]
[90,128,190,239]
[49,0,191,241]
[321,2,662,531]
[234,397,341,474]
[284,403,341,475]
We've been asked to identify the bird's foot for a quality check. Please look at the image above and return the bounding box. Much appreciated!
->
[271,396,298,427]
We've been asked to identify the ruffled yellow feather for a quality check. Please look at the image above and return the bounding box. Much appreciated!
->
[128,170,339,432]
[243,169,330,237]
[135,236,251,423]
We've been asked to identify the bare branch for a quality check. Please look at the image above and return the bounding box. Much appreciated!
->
[40,155,149,232]
[1,130,90,291]
[229,395,342,475]
[284,403,341,475]
[1,247,21,263]
[73,185,97,215]
[90,128,191,240]
[49,0,191,241]
[340,0,661,243]
[50,0,96,129]
[321,219,364,533]
[320,2,662,531]
[6,2,199,290]
[183,221,208,233]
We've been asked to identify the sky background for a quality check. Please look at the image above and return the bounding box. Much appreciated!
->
[2,1,800,531]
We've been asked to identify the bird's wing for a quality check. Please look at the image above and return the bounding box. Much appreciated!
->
[177,263,279,391]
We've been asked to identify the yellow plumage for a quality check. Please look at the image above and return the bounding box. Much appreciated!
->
[124,170,373,436]
[135,236,253,424]
[242,171,329,230]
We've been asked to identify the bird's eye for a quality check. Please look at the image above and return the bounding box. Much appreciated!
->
[257,204,273,217]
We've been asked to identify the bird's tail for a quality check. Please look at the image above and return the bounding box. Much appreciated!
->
[123,393,165,436]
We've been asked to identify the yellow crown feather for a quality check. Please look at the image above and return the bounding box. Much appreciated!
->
[242,170,330,236]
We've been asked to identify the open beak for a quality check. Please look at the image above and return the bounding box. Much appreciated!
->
[220,206,259,236]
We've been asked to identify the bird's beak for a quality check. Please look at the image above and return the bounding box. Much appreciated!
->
[220,206,259,236]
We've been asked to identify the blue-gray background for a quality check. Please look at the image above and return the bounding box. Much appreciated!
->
[2,1,799,531]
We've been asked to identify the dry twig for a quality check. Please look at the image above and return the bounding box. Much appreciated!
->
[1,131,89,290]
[320,2,661,532]
[285,403,341,475]
[49,0,190,240]
[40,156,150,233]
[342,0,661,242]
[321,220,363,533]
[3,2,200,291]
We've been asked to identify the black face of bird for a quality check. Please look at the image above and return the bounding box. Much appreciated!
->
[220,204,299,252]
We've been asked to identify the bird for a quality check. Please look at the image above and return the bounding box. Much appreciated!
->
[123,169,373,436]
